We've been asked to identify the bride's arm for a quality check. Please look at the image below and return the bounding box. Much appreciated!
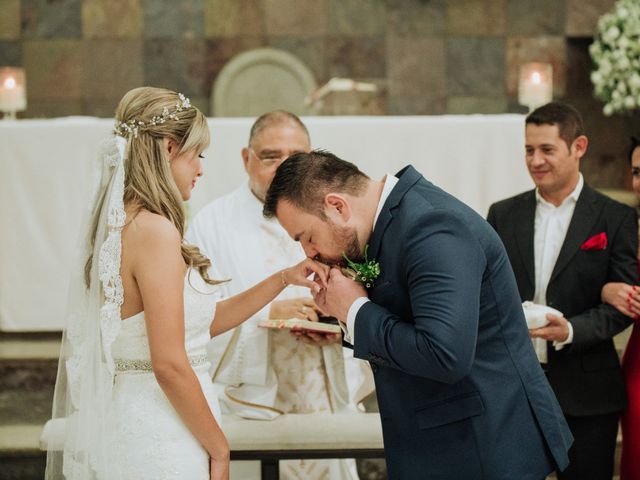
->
[132,214,229,464]
[211,259,329,337]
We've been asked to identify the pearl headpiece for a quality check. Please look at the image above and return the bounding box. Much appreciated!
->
[113,93,192,139]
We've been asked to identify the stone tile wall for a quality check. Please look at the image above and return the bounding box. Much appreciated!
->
[0,0,638,188]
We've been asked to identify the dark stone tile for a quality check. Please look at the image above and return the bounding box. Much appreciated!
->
[0,41,23,66]
[387,37,445,97]
[23,39,84,101]
[204,36,266,98]
[447,0,507,36]
[22,100,83,118]
[505,36,566,98]
[265,0,327,36]
[204,0,265,37]
[21,0,82,38]
[84,40,143,102]
[387,95,447,115]
[566,0,616,37]
[328,0,386,36]
[386,0,446,37]
[446,96,508,114]
[269,37,326,83]
[144,39,207,98]
[446,37,505,96]
[507,0,565,35]
[326,36,386,79]
[143,0,204,39]
[0,0,20,40]
[566,38,594,100]
[82,0,143,38]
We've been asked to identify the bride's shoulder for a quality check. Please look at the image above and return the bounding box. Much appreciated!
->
[125,210,181,247]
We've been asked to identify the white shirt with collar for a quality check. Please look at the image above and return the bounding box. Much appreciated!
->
[532,173,583,363]
[344,174,398,344]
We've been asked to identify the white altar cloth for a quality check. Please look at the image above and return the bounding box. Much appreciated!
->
[0,115,531,331]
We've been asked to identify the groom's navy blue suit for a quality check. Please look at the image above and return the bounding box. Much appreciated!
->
[353,166,573,479]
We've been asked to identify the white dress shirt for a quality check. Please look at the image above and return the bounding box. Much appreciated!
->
[344,174,399,344]
[532,174,583,363]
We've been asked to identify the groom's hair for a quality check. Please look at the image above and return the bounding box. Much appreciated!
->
[263,150,369,219]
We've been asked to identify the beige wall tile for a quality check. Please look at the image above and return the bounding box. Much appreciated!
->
[83,0,143,38]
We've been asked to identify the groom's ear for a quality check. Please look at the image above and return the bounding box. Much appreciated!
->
[324,193,350,222]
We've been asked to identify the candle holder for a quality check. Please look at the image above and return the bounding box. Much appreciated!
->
[0,67,27,120]
[518,63,553,112]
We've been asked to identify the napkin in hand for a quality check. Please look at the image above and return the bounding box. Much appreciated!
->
[522,301,563,330]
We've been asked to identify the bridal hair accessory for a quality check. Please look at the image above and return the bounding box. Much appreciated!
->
[341,245,380,288]
[113,93,192,139]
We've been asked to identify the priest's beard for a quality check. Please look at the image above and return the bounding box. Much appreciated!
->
[315,222,362,266]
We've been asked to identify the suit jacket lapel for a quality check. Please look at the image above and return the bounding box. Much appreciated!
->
[368,165,421,261]
[515,191,536,289]
[549,185,599,284]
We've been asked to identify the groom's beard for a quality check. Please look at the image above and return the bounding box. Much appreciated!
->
[315,223,362,266]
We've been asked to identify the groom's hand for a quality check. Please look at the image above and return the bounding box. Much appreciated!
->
[314,268,367,323]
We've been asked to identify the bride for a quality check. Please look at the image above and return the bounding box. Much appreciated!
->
[44,87,328,480]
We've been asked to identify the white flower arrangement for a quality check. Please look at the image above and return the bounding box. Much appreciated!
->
[589,0,640,116]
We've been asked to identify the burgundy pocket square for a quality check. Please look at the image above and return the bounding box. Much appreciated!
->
[580,232,608,251]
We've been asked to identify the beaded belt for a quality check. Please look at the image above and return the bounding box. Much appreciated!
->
[114,354,209,373]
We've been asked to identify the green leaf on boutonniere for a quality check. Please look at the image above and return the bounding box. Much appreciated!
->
[341,245,380,288]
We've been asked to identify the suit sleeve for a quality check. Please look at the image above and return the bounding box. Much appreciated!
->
[353,210,486,384]
[568,206,638,351]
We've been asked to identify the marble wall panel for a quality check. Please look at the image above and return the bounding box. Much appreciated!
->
[0,0,21,40]
[22,0,82,38]
[0,41,22,66]
[82,0,143,38]
[386,0,446,37]
[23,39,83,101]
[268,37,326,82]
[265,0,327,36]
[387,37,445,97]
[204,0,264,37]
[327,36,386,79]
[446,96,508,114]
[143,0,204,39]
[566,0,616,37]
[84,40,143,102]
[328,0,386,36]
[507,0,565,35]
[447,0,507,36]
[144,39,207,97]
[447,37,505,96]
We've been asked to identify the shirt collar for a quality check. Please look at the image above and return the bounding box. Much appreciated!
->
[535,173,583,207]
[373,174,399,229]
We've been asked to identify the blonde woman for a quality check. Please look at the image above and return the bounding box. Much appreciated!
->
[44,87,327,480]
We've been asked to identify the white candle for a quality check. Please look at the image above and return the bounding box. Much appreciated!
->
[518,63,553,111]
[0,76,26,111]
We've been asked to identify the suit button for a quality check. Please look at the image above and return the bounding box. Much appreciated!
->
[371,364,378,373]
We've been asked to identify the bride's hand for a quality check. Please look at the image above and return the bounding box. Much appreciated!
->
[210,457,229,480]
[282,259,330,293]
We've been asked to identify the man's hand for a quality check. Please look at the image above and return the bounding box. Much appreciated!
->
[269,298,320,322]
[313,268,368,323]
[529,313,570,343]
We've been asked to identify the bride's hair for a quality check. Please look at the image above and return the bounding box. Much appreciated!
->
[85,86,222,286]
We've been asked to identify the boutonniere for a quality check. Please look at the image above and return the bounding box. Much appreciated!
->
[580,232,608,251]
[341,245,380,288]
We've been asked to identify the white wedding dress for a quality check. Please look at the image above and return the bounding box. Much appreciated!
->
[105,270,222,479]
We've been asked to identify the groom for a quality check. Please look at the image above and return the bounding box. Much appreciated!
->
[264,150,573,479]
